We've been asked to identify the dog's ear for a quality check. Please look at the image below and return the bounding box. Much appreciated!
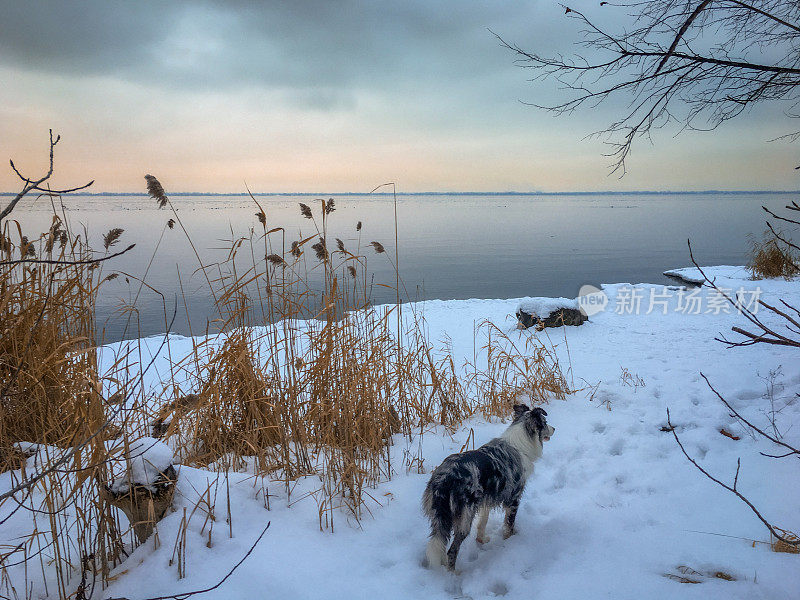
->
[529,407,548,429]
[513,404,529,419]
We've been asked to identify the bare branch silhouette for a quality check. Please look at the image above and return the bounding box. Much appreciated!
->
[497,1,800,173]
[1,130,93,220]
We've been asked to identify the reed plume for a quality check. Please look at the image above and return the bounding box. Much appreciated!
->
[145,174,169,208]
[325,198,336,215]
[45,216,62,253]
[255,211,266,226]
[356,221,362,231]
[299,203,313,219]
[336,238,345,253]
[167,218,175,229]
[20,236,35,257]
[312,238,328,261]
[291,240,302,257]
[369,241,385,254]
[103,227,124,250]
[266,253,287,267]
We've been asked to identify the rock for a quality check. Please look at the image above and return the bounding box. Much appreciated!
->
[516,297,588,329]
[103,438,177,543]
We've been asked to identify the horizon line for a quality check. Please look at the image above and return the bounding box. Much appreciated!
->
[1,189,797,197]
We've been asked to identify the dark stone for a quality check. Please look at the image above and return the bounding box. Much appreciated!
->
[103,465,178,543]
[517,307,587,329]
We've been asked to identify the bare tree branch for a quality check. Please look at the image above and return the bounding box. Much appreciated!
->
[666,408,798,546]
[0,243,136,268]
[0,129,93,221]
[498,1,800,172]
[105,522,271,600]
[687,240,800,348]
[699,372,799,458]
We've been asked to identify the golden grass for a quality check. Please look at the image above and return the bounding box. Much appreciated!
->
[0,219,133,598]
[748,230,800,279]
[663,565,738,584]
[0,221,104,467]
[772,528,800,554]
[0,178,571,597]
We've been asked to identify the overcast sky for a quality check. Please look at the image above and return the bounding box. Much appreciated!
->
[0,1,794,192]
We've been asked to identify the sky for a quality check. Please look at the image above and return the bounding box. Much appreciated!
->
[0,1,796,193]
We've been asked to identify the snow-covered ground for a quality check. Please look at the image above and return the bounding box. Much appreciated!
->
[3,267,799,599]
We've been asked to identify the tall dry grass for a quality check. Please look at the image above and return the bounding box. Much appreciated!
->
[0,179,570,598]
[150,193,569,531]
[0,213,137,599]
[748,230,800,279]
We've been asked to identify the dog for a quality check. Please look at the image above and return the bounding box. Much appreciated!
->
[422,404,554,571]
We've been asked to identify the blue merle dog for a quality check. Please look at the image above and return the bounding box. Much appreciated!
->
[422,404,554,570]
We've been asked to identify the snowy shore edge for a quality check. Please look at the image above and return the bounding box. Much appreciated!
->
[3,266,799,600]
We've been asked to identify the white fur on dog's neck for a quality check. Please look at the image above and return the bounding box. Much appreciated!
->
[501,420,543,478]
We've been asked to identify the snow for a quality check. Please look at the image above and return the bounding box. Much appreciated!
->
[107,438,175,494]
[2,266,799,600]
[516,296,580,318]
[664,265,751,285]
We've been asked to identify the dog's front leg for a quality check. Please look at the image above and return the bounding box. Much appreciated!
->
[475,505,490,544]
[502,499,520,539]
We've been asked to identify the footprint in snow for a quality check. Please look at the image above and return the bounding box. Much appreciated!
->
[609,439,625,456]
[489,581,509,596]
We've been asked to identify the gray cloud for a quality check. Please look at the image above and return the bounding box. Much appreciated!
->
[0,1,563,99]
[3,1,785,191]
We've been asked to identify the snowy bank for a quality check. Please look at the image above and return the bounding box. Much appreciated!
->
[2,266,799,600]
[664,264,751,285]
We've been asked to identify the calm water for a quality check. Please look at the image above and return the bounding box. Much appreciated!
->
[10,192,792,341]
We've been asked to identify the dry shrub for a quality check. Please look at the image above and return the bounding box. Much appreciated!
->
[772,528,800,554]
[154,200,571,528]
[0,219,131,598]
[748,231,800,279]
[182,329,285,472]
[0,222,104,466]
[470,321,568,418]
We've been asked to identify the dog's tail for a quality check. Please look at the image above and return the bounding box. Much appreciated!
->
[422,484,452,568]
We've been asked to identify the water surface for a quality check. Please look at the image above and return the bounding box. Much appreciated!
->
[10,192,790,341]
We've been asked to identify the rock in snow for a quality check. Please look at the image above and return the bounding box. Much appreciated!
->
[107,437,175,494]
[104,437,178,543]
[516,297,587,328]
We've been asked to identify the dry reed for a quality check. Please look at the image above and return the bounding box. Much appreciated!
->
[1,177,571,598]
[748,230,800,279]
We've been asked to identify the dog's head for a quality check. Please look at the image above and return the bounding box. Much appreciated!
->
[512,404,555,444]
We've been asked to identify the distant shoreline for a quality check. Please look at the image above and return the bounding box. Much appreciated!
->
[1,190,797,197]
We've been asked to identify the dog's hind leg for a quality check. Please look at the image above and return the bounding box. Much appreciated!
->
[425,524,449,568]
[475,505,490,544]
[447,507,476,571]
[502,498,520,539]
